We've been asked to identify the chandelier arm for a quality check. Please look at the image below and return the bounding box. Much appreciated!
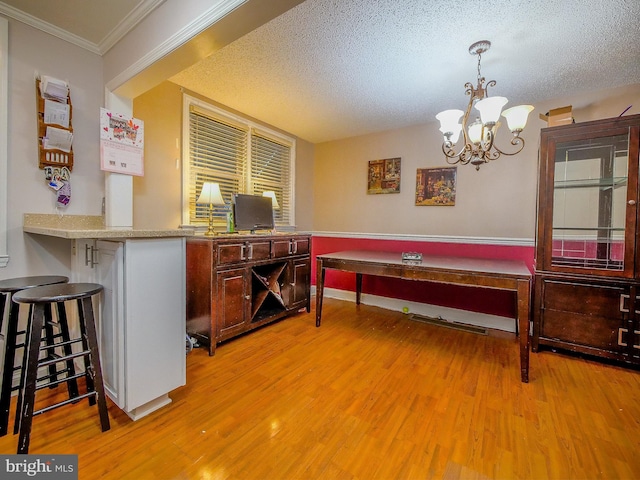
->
[442,142,470,163]
[480,125,495,152]
[491,135,526,157]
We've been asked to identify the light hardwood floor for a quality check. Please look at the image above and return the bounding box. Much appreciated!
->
[1,298,640,479]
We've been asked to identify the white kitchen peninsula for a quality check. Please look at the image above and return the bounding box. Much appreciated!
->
[23,214,192,420]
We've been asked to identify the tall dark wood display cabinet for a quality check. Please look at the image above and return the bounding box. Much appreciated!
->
[533,114,640,365]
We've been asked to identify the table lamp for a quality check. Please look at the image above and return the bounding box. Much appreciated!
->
[196,182,225,236]
[262,190,279,231]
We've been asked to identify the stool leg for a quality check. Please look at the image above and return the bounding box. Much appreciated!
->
[76,299,95,406]
[55,302,79,400]
[13,305,34,436]
[0,295,19,437]
[78,297,110,432]
[17,304,45,454]
[0,292,6,333]
[43,303,59,388]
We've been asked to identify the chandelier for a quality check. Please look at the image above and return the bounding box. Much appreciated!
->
[436,40,534,170]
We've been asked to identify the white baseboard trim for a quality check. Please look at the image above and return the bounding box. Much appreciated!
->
[312,286,516,333]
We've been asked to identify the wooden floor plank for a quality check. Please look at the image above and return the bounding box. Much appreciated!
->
[1,298,639,479]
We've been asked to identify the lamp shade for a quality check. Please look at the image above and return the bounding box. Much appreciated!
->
[468,119,483,144]
[502,105,534,132]
[262,190,279,209]
[474,96,508,125]
[436,109,464,136]
[196,182,225,206]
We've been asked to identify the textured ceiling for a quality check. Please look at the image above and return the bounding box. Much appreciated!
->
[3,0,640,144]
[170,0,640,143]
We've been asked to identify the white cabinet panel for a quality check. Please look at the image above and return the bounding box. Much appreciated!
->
[71,237,186,420]
[122,238,186,412]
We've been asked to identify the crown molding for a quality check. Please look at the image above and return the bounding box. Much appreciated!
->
[98,0,166,55]
[106,0,246,93]
[0,0,165,56]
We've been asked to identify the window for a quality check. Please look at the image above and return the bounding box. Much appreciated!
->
[182,94,295,229]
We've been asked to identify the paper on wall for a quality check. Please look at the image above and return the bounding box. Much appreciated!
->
[43,126,73,152]
[44,99,70,128]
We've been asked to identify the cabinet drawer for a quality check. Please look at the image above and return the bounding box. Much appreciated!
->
[272,237,310,258]
[247,240,272,261]
[217,243,246,265]
[539,279,626,352]
[217,240,272,265]
[541,280,626,316]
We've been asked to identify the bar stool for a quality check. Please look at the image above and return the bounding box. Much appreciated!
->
[12,283,110,454]
[0,275,70,437]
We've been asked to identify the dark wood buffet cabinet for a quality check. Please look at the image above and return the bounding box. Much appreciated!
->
[533,114,640,366]
[186,233,311,355]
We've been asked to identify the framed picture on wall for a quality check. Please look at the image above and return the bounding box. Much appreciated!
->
[415,167,457,206]
[367,157,401,194]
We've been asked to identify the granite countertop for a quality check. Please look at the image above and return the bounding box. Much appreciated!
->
[23,214,194,240]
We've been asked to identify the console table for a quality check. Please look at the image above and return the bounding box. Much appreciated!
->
[315,250,532,383]
[187,233,311,355]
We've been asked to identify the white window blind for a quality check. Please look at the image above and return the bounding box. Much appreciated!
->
[184,96,295,228]
[251,132,292,225]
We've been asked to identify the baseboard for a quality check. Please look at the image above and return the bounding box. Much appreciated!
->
[312,286,516,333]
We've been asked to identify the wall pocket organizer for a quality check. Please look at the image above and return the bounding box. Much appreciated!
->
[36,77,73,171]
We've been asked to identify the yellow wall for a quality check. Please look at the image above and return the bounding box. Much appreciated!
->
[132,81,315,231]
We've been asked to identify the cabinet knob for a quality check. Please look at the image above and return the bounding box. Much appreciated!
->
[629,200,637,206]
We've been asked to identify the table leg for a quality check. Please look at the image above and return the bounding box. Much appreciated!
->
[356,273,362,305]
[315,258,325,327]
[517,279,531,383]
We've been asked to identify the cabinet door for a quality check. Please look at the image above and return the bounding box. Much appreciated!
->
[216,267,250,340]
[94,240,125,409]
[286,258,311,311]
[71,239,98,283]
[538,120,639,277]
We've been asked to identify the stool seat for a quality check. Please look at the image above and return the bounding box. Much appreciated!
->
[12,283,104,304]
[0,275,70,438]
[0,276,70,293]
[11,282,109,454]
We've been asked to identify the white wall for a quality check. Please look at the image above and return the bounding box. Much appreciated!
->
[313,84,640,241]
[2,18,103,278]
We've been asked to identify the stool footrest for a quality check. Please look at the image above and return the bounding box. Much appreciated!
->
[36,371,85,391]
[33,391,97,417]
[38,337,83,353]
[37,349,90,368]
[36,367,75,385]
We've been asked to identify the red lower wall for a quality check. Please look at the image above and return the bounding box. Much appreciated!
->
[311,236,534,318]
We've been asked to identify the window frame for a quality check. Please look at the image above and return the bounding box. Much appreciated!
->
[181,94,296,230]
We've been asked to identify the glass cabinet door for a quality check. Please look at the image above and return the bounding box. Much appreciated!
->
[543,125,638,277]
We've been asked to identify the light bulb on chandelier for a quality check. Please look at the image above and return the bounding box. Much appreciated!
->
[436,40,534,170]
